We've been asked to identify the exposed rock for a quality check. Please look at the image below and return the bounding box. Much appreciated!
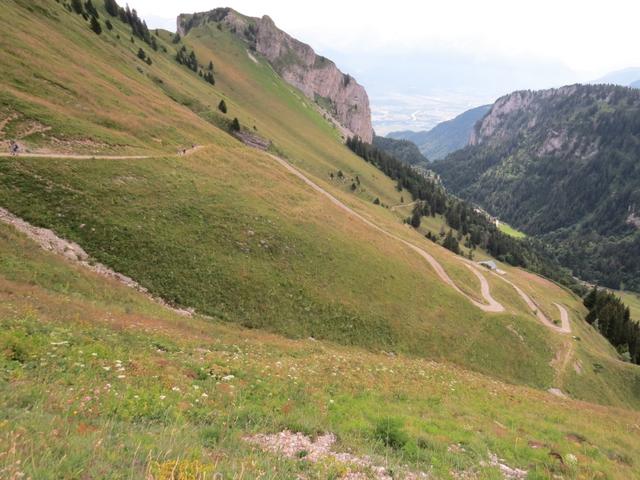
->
[0,207,193,317]
[627,212,640,229]
[243,430,429,480]
[470,86,578,146]
[177,8,373,143]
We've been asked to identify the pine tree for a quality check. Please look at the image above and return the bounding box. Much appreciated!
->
[137,48,146,60]
[104,0,119,16]
[85,0,98,17]
[218,100,227,114]
[443,230,460,254]
[105,19,113,30]
[410,203,422,228]
[172,32,181,44]
[90,15,102,35]
[208,61,214,71]
[231,118,241,132]
[71,0,84,14]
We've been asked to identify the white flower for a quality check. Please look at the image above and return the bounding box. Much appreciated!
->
[222,375,235,381]
[159,395,166,400]
[103,366,111,371]
[117,375,126,379]
[172,386,181,392]
[201,393,208,398]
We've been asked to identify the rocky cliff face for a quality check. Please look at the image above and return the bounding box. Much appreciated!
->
[178,9,374,143]
[469,86,578,146]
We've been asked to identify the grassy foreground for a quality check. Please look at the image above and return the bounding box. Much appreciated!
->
[2,223,640,479]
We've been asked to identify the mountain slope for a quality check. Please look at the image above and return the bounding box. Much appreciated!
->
[2,1,640,477]
[1,0,639,408]
[388,105,491,160]
[594,67,640,86]
[372,135,428,165]
[178,8,373,143]
[432,84,640,291]
[3,220,640,478]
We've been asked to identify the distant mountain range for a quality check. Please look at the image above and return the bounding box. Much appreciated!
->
[387,105,491,160]
[432,84,640,291]
[594,67,640,87]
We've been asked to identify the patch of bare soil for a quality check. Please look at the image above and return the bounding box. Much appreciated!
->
[482,453,528,480]
[235,131,271,150]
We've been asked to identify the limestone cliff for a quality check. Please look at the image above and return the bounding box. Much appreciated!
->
[178,8,374,143]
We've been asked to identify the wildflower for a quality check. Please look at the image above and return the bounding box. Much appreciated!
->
[117,375,126,379]
[159,395,166,400]
[172,386,181,392]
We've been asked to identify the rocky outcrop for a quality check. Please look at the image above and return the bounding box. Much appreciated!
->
[177,8,373,143]
[470,86,578,146]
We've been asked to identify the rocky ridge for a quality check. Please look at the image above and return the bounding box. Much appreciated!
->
[178,8,373,142]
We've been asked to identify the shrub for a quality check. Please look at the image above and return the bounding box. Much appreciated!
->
[218,99,227,114]
[374,417,408,450]
[89,15,102,35]
[231,117,240,132]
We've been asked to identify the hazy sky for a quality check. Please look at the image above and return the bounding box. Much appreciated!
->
[130,0,640,132]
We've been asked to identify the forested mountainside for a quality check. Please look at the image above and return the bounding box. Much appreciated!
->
[432,84,640,291]
[373,135,428,165]
[388,105,491,160]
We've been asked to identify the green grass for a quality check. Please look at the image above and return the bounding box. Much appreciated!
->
[0,0,637,405]
[616,290,640,322]
[0,151,558,390]
[1,3,640,477]
[497,221,527,239]
[1,225,640,479]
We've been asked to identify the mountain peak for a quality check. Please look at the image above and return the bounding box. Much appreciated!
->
[177,7,373,142]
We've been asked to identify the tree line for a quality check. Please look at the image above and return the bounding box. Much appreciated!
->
[584,288,640,364]
[346,136,582,293]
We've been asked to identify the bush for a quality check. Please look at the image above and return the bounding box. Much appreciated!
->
[89,15,102,35]
[231,117,240,132]
[218,99,227,114]
[374,417,408,450]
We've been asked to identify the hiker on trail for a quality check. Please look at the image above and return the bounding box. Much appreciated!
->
[9,141,19,156]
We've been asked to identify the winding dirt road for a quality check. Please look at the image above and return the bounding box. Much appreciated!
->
[267,153,504,313]
[1,144,571,332]
[266,152,573,334]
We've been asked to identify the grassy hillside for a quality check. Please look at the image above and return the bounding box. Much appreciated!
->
[2,222,640,479]
[0,0,639,416]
